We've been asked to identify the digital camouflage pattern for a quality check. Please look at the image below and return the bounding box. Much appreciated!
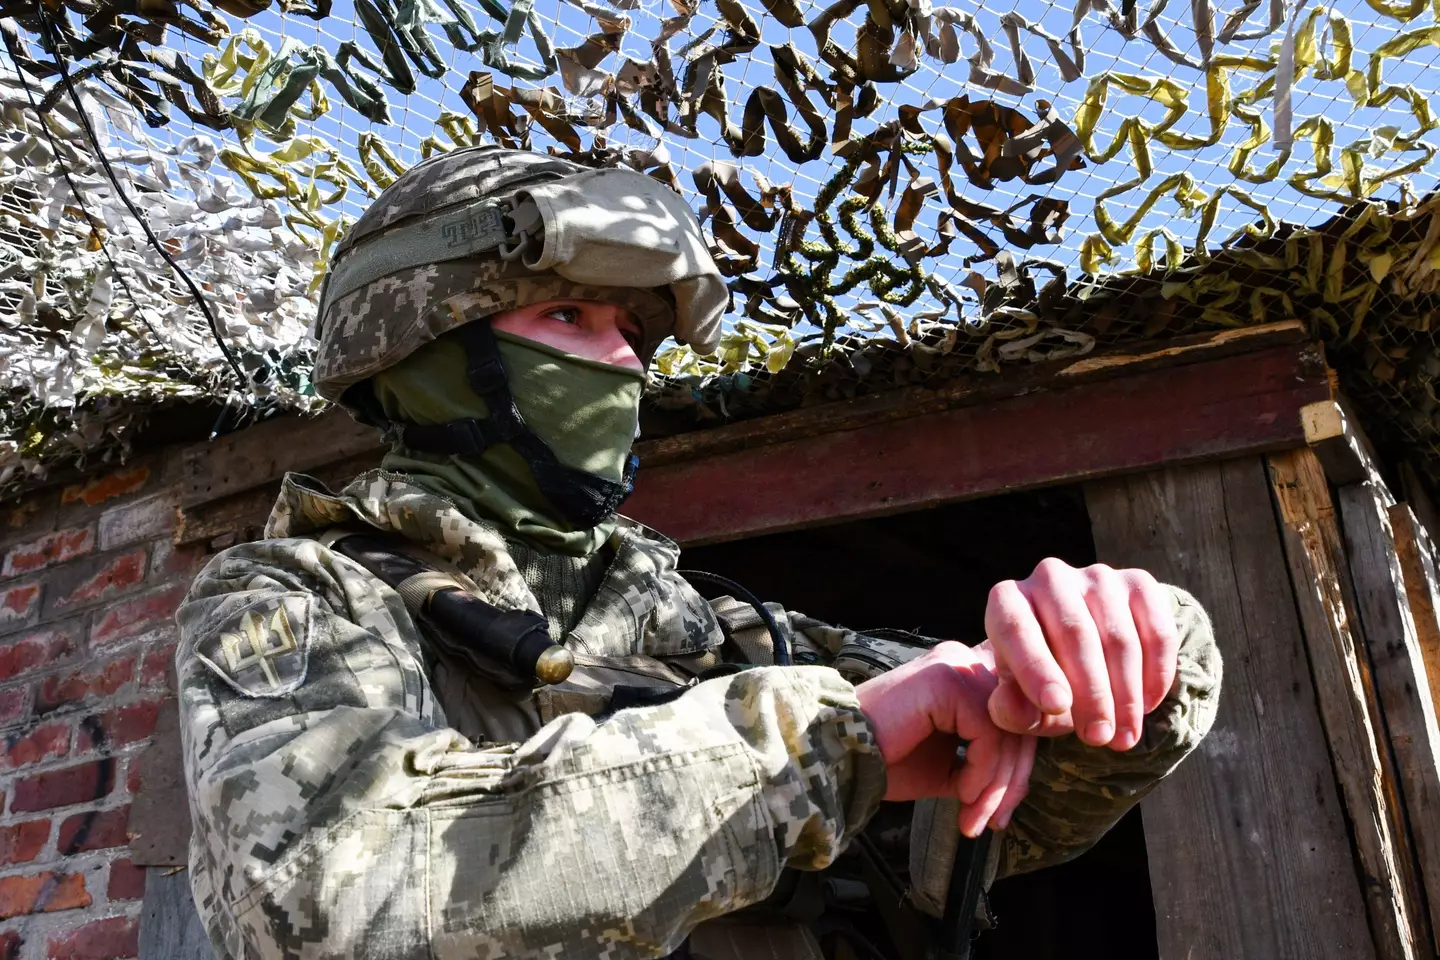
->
[313,145,724,404]
[313,254,676,405]
[176,470,1221,959]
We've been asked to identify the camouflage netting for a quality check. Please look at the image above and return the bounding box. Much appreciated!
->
[4,0,1440,495]
[649,195,1440,491]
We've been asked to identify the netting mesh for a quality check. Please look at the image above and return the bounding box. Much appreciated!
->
[4,0,1440,491]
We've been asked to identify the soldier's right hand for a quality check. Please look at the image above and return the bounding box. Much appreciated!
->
[855,641,1037,837]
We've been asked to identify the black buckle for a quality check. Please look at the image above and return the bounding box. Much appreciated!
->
[452,419,493,453]
[467,352,508,395]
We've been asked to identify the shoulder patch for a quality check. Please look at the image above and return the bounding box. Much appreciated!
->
[195,593,312,699]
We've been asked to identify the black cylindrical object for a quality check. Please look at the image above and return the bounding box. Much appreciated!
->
[331,533,572,687]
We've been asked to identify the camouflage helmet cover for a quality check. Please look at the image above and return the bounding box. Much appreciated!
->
[311,146,725,403]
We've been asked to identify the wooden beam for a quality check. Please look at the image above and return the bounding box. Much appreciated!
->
[175,450,383,548]
[641,320,1311,469]
[1303,397,1389,492]
[1340,482,1440,955]
[1086,459,1379,960]
[1267,449,1419,960]
[628,341,1331,546]
[178,411,378,508]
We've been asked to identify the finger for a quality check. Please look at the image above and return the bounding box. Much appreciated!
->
[988,677,1043,734]
[957,732,1000,805]
[1085,566,1144,751]
[993,735,1037,830]
[962,734,1017,837]
[1128,572,1180,713]
[986,579,1071,716]
[890,734,966,802]
[1025,560,1114,746]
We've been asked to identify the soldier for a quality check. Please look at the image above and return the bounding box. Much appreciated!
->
[175,146,1221,960]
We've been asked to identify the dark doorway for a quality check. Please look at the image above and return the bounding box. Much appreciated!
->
[683,485,1159,960]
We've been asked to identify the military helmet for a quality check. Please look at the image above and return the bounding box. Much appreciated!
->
[311,146,726,406]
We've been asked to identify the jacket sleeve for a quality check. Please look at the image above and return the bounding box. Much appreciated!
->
[175,537,886,960]
[994,585,1223,879]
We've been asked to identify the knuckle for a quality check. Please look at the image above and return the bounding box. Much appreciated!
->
[1034,556,1071,581]
[1101,623,1140,653]
[1054,613,1097,642]
[1124,567,1160,590]
[988,579,1022,606]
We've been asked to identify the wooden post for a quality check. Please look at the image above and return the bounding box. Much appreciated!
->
[139,869,214,960]
[1339,484,1440,952]
[1267,449,1417,960]
[1391,505,1440,770]
[1086,459,1378,960]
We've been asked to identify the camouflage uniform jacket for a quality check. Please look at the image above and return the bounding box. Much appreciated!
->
[175,470,1222,960]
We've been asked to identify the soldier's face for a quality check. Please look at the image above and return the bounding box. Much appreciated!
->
[491,300,644,371]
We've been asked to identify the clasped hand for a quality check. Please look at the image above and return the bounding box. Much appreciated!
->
[854,559,1179,837]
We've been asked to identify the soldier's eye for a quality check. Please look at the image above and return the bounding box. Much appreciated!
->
[545,307,580,325]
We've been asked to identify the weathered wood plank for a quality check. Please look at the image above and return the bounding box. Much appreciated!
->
[179,411,379,508]
[1303,399,1387,489]
[139,868,214,960]
[130,700,191,867]
[1267,449,1418,960]
[1086,459,1378,960]
[630,341,1331,546]
[1399,463,1440,548]
[640,320,1311,468]
[1345,494,1440,952]
[1392,505,1440,768]
[176,451,384,548]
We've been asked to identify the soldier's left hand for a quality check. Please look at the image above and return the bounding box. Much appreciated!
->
[978,559,1179,751]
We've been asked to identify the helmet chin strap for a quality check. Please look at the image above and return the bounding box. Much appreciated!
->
[385,321,637,530]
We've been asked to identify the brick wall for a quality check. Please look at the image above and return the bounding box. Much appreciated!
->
[0,458,207,960]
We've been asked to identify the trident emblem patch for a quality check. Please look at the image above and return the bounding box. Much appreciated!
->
[220,608,299,692]
[198,594,311,698]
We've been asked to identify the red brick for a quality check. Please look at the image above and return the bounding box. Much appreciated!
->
[90,586,186,647]
[124,759,141,797]
[57,806,129,854]
[12,759,116,812]
[0,584,40,631]
[0,872,90,919]
[76,701,160,753]
[1,723,70,771]
[61,467,150,507]
[0,820,51,865]
[47,915,137,960]
[0,929,20,960]
[98,493,177,551]
[139,643,175,693]
[150,541,208,579]
[53,551,147,609]
[5,498,43,528]
[35,657,135,717]
[106,860,145,901]
[0,689,28,726]
[0,627,79,683]
[2,528,94,578]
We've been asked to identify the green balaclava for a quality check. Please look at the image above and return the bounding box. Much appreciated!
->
[371,327,647,556]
